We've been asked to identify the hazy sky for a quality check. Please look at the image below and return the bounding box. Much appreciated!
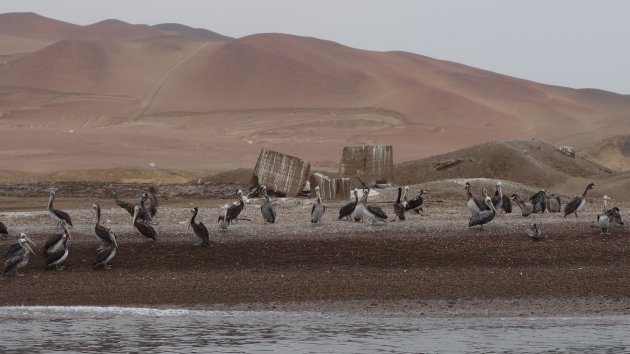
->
[2,0,629,93]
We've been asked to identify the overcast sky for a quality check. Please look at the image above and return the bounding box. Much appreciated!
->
[3,0,629,94]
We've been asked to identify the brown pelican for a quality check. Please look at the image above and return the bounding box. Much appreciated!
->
[598,206,623,235]
[352,188,367,222]
[529,190,547,213]
[511,194,535,217]
[45,232,68,271]
[138,193,156,224]
[526,223,542,240]
[260,185,276,223]
[44,220,69,256]
[47,191,73,227]
[189,207,210,246]
[564,183,595,218]
[226,190,245,224]
[546,194,562,213]
[602,195,611,212]
[5,233,37,258]
[2,236,36,276]
[405,189,425,214]
[93,230,118,270]
[338,188,358,220]
[310,186,326,223]
[147,186,158,219]
[113,191,136,216]
[466,182,488,215]
[218,209,228,231]
[0,220,7,239]
[402,186,409,209]
[133,205,157,240]
[492,181,512,213]
[92,203,114,249]
[393,187,405,221]
[361,188,388,224]
[468,197,497,230]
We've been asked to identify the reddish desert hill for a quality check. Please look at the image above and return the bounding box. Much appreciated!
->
[1,12,630,179]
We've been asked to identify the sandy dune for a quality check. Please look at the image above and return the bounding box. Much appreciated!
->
[1,12,630,179]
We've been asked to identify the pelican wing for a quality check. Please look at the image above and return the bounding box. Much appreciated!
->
[53,209,73,226]
[5,243,23,258]
[44,233,64,254]
[563,197,582,217]
[529,191,547,213]
[394,203,406,220]
[367,205,388,220]
[147,186,158,217]
[114,194,136,216]
[134,221,157,240]
[0,220,7,235]
[501,195,512,213]
[338,201,356,220]
[3,252,24,274]
[468,210,495,227]
[226,203,244,224]
[405,195,424,211]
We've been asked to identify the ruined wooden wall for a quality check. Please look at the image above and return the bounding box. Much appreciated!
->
[338,145,393,187]
[251,149,311,197]
[309,173,351,200]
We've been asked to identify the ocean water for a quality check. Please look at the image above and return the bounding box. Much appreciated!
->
[0,306,629,353]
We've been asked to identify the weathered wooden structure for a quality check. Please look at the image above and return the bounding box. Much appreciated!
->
[338,145,394,187]
[250,149,311,197]
[309,173,351,200]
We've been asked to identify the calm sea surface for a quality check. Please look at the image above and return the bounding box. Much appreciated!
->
[0,306,629,353]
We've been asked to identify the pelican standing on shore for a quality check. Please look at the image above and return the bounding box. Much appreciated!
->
[46,232,68,271]
[189,207,210,246]
[598,206,623,235]
[546,194,562,213]
[360,188,388,224]
[47,191,73,227]
[311,186,326,223]
[44,220,69,256]
[260,185,276,223]
[2,236,36,276]
[405,189,425,214]
[94,230,118,270]
[92,203,114,249]
[133,205,157,240]
[564,183,595,218]
[402,186,409,209]
[352,188,369,222]
[466,182,488,215]
[113,191,136,216]
[468,197,497,230]
[338,188,358,220]
[226,190,245,224]
[393,187,406,221]
[0,220,7,239]
[530,190,547,213]
[511,194,535,217]
[218,209,228,231]
[147,186,158,219]
[5,233,37,258]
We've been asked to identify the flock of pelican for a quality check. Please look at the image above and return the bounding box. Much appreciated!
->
[0,180,622,277]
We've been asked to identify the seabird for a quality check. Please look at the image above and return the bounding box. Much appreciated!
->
[93,230,118,270]
[492,181,512,213]
[598,206,624,235]
[133,205,157,240]
[338,188,358,220]
[218,209,228,231]
[564,182,595,218]
[361,188,388,224]
[393,187,406,221]
[546,194,562,213]
[352,188,369,222]
[138,193,156,224]
[113,191,136,216]
[2,236,36,276]
[92,203,114,249]
[47,190,73,227]
[147,186,158,219]
[226,190,245,224]
[45,232,68,271]
[511,194,535,217]
[402,186,409,209]
[311,186,326,223]
[529,190,547,213]
[526,223,542,240]
[189,207,210,246]
[260,185,276,223]
[466,182,489,215]
[5,233,37,258]
[44,220,69,256]
[468,196,498,230]
[405,189,425,214]
[0,220,7,239]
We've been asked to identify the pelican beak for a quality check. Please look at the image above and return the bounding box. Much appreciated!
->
[112,236,118,249]
[491,203,499,216]
[26,243,36,256]
[25,236,37,247]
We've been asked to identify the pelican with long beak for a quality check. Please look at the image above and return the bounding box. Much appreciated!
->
[310,186,326,223]
[47,190,73,228]
[46,232,69,271]
[189,207,210,246]
[338,188,358,220]
[468,197,498,230]
[44,220,69,256]
[226,190,245,224]
[94,230,118,270]
[2,236,37,276]
[5,233,37,258]
[133,205,157,240]
[564,183,595,217]
[260,185,276,223]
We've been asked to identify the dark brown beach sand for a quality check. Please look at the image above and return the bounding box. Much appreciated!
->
[1,180,630,317]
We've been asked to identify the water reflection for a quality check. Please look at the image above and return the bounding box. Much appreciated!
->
[0,307,629,353]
